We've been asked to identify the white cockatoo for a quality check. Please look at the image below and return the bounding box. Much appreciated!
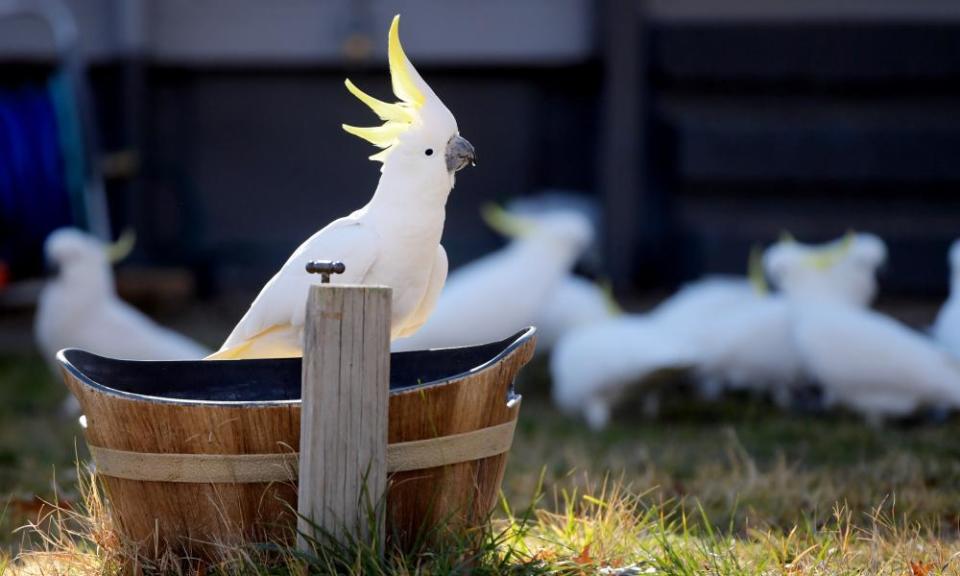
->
[551,317,696,430]
[551,232,891,429]
[391,205,593,351]
[785,300,960,421]
[932,239,960,358]
[499,194,616,354]
[642,254,771,396]
[765,233,960,421]
[210,16,475,360]
[766,232,886,308]
[532,275,619,353]
[506,190,604,274]
[35,228,210,368]
[723,232,887,407]
[682,247,798,401]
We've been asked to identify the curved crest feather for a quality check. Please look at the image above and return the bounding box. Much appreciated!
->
[806,230,856,270]
[342,15,426,161]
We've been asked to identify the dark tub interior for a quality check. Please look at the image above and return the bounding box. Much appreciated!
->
[59,329,534,403]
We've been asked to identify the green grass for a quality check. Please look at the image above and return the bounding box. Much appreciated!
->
[2,353,960,574]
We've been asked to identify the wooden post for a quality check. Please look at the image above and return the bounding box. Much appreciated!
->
[297,284,391,552]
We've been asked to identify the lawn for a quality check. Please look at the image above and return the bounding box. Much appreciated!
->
[2,351,960,574]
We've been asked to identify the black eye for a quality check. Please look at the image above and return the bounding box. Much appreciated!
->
[425,148,434,156]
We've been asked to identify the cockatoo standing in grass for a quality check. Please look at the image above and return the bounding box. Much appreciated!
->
[765,233,960,421]
[391,205,593,351]
[932,239,960,359]
[784,299,960,422]
[551,317,696,430]
[210,16,475,359]
[35,228,210,368]
[555,233,887,427]
[688,250,801,402]
[643,259,768,397]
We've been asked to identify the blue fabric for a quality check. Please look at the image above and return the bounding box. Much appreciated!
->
[0,80,74,280]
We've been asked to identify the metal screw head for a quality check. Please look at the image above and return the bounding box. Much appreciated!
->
[305,260,346,283]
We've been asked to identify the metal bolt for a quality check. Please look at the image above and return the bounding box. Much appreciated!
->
[305,260,346,284]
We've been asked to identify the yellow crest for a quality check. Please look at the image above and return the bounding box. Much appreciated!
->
[597,279,624,315]
[342,15,426,162]
[480,204,537,238]
[805,230,856,271]
[106,229,136,264]
[747,244,769,296]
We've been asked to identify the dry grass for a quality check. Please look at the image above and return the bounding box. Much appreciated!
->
[6,467,960,575]
[3,353,960,574]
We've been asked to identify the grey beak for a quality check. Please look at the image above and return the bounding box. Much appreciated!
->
[445,135,476,173]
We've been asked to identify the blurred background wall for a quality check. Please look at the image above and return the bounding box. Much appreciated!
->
[2,0,960,304]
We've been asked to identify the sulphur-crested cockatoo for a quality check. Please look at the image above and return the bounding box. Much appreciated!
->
[767,231,887,308]
[210,16,475,360]
[765,233,959,421]
[644,260,765,395]
[686,249,800,401]
[712,232,886,404]
[503,192,615,352]
[786,300,960,422]
[653,233,885,402]
[551,317,696,430]
[35,228,210,368]
[506,190,604,274]
[548,270,769,429]
[687,237,873,401]
[546,275,752,428]
[932,239,960,358]
[392,205,593,351]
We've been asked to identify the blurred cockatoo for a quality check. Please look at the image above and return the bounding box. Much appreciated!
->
[765,232,886,308]
[210,16,475,359]
[500,195,616,353]
[764,233,959,421]
[686,248,801,401]
[551,317,696,430]
[932,239,960,358]
[35,228,210,369]
[709,232,886,404]
[506,190,604,275]
[785,299,960,422]
[392,205,593,351]
[553,233,889,428]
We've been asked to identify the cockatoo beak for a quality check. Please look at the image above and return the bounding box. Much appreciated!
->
[446,135,476,173]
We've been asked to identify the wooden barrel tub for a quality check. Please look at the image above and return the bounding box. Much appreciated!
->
[58,328,535,556]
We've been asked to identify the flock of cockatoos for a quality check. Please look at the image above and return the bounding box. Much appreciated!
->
[29,16,960,428]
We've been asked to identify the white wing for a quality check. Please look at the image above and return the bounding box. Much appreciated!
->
[35,284,209,363]
[794,303,960,417]
[219,219,380,351]
[393,244,447,339]
[90,302,210,359]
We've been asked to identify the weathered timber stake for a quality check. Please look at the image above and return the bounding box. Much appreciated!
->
[297,284,390,552]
